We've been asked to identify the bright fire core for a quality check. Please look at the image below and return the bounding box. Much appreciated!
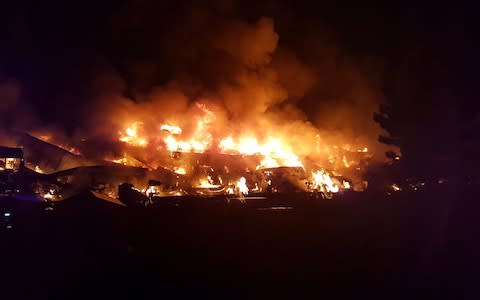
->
[114,102,370,193]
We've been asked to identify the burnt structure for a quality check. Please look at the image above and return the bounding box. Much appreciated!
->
[0,146,24,172]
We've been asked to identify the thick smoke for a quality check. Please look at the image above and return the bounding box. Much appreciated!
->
[3,0,390,178]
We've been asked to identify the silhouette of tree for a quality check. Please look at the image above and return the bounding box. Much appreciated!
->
[375,25,478,180]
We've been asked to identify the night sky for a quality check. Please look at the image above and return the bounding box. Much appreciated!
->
[1,0,478,169]
[2,3,480,297]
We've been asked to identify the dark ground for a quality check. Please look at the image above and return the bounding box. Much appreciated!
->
[2,186,480,299]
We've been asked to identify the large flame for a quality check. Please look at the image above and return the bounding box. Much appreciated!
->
[113,101,370,189]
[117,103,308,170]
[236,177,249,195]
[312,170,340,193]
[119,122,148,147]
[110,102,371,193]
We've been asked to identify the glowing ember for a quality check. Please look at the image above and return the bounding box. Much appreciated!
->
[42,189,59,201]
[146,185,162,197]
[220,137,303,168]
[342,155,350,168]
[33,134,82,155]
[43,193,55,200]
[105,154,146,168]
[391,183,402,191]
[120,106,305,169]
[112,157,129,165]
[65,146,81,156]
[258,155,280,169]
[39,135,51,141]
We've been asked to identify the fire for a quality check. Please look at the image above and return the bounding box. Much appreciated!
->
[112,157,129,165]
[219,136,303,169]
[35,134,82,155]
[236,177,249,195]
[119,122,148,147]
[158,103,216,153]
[342,155,350,168]
[391,183,402,192]
[173,167,186,175]
[160,124,182,135]
[197,176,221,188]
[312,170,340,193]
[119,106,303,170]
[114,102,370,194]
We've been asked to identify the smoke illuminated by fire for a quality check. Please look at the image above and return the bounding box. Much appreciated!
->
[115,101,368,176]
[0,9,387,195]
[109,99,373,194]
[119,122,148,147]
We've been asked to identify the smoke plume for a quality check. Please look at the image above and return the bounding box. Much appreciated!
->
[2,0,389,179]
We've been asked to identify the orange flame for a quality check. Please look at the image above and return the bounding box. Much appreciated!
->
[312,170,340,193]
[115,102,370,189]
[119,122,148,147]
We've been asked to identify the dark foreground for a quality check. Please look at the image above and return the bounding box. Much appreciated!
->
[2,187,480,299]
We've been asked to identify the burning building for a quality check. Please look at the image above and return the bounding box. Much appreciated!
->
[0,146,24,172]
[0,10,389,204]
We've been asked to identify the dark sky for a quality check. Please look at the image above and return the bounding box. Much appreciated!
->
[1,0,478,135]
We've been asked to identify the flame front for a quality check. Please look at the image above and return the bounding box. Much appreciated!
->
[312,170,340,193]
[237,177,249,195]
[118,108,304,170]
[220,136,303,169]
[113,102,371,193]
[119,122,148,147]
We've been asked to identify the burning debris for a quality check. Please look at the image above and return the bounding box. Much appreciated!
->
[0,126,367,209]
[0,111,371,210]
[0,146,24,172]
[0,12,389,205]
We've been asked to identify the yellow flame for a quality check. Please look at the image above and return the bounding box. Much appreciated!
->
[119,122,148,147]
[116,104,371,182]
[220,136,303,168]
[173,167,186,175]
[112,157,128,165]
[312,170,340,193]
[236,177,249,195]
[197,176,221,188]
[342,155,350,168]
[160,124,182,135]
